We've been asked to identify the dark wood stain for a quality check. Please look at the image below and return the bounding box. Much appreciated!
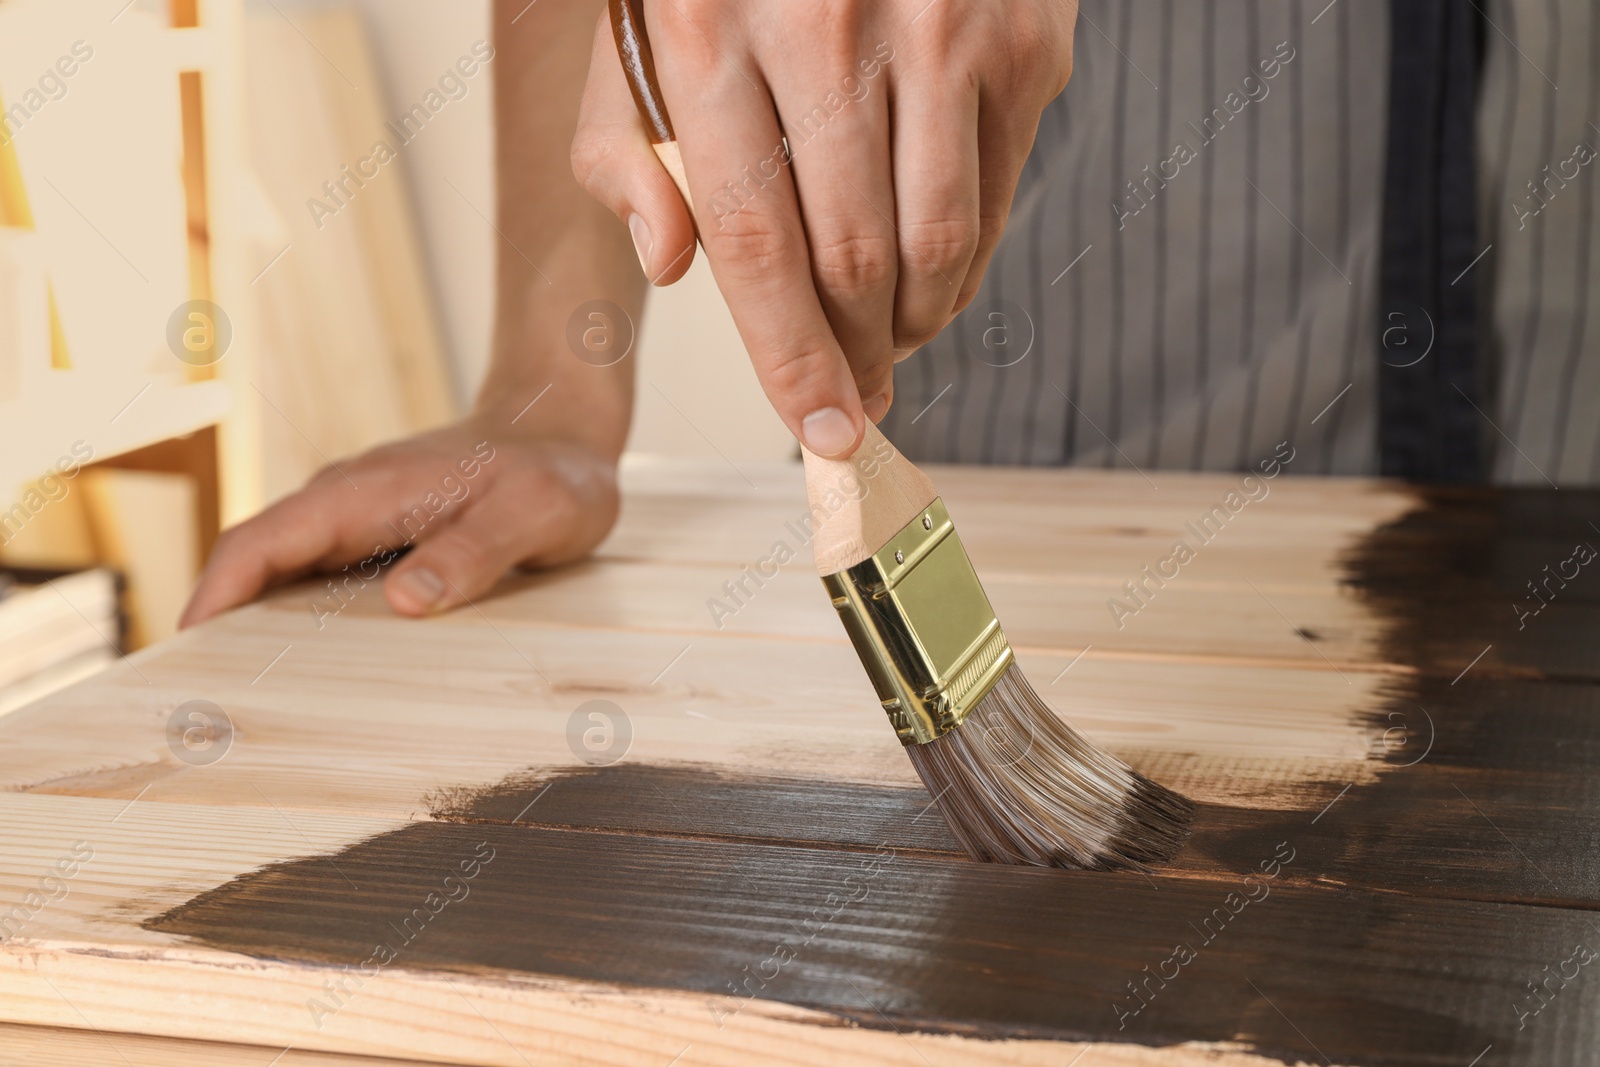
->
[425,759,1600,910]
[423,763,965,856]
[143,489,1600,1065]
[144,804,1600,1065]
[1178,676,1600,909]
[1324,488,1600,910]
[1339,487,1600,681]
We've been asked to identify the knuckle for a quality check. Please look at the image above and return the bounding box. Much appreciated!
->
[660,1,735,56]
[707,208,792,277]
[1006,18,1050,81]
[894,315,948,351]
[971,209,1010,268]
[955,211,1012,307]
[814,0,858,32]
[436,534,493,578]
[308,463,347,488]
[667,0,710,20]
[899,216,979,280]
[209,514,276,564]
[853,358,894,398]
[999,7,1072,95]
[909,0,958,42]
[520,463,581,525]
[1056,43,1075,93]
[515,460,560,501]
[542,482,582,534]
[811,230,897,296]
[569,126,622,199]
[761,342,843,403]
[979,208,1009,245]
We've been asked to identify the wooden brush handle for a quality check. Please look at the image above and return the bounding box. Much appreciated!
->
[650,142,692,209]
[800,424,937,576]
[608,0,931,576]
[609,0,692,208]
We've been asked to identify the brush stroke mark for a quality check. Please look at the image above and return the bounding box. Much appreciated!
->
[144,760,1600,1064]
[424,763,964,856]
[427,756,1600,912]
[1338,487,1600,681]
[143,802,1600,1064]
[141,488,1600,1065]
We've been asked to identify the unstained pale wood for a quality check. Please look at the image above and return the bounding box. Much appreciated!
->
[0,464,1595,1066]
[652,140,692,212]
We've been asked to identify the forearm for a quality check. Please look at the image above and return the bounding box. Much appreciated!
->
[480,0,643,464]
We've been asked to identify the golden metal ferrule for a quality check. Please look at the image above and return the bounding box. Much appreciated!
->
[821,498,1014,745]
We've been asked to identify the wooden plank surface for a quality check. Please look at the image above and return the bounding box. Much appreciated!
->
[1,1022,470,1066]
[1,461,1597,1066]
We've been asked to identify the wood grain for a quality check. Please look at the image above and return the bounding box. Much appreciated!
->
[0,1024,1291,1067]
[144,818,1596,1067]
[0,466,1597,1065]
[0,1022,471,1067]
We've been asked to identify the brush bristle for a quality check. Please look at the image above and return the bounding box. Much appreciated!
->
[905,663,1195,869]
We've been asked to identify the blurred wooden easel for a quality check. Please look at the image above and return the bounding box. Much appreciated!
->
[0,0,457,650]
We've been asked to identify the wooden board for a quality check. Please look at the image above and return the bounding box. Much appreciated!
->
[1,462,1598,1066]
[0,1022,477,1067]
[80,468,199,649]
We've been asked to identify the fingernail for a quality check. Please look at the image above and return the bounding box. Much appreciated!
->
[801,407,858,457]
[393,567,446,612]
[862,393,889,422]
[628,213,653,278]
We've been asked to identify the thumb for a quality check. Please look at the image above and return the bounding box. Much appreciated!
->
[383,454,619,615]
[382,495,550,616]
[572,12,696,286]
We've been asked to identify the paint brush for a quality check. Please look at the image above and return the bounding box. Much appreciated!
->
[609,0,1194,868]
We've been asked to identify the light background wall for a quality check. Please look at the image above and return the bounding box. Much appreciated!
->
[251,0,793,462]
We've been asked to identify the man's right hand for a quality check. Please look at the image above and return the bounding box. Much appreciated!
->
[179,415,621,628]
[571,0,1076,459]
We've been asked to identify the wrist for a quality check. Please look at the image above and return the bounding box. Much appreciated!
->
[470,369,631,464]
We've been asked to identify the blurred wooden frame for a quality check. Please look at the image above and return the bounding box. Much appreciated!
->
[0,0,256,647]
[162,0,257,536]
[2,0,459,641]
[85,0,226,565]
[85,0,255,561]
